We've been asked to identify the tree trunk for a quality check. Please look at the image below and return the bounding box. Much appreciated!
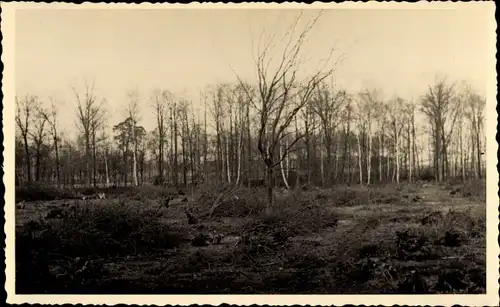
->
[411,112,417,179]
[266,165,274,208]
[280,140,290,189]
[86,134,91,186]
[304,116,311,185]
[35,145,41,182]
[236,106,243,185]
[53,136,60,186]
[23,134,31,182]
[246,102,252,188]
[476,123,482,178]
[225,133,231,183]
[356,132,362,184]
[92,131,97,187]
[395,128,400,185]
[320,138,325,186]
[378,132,383,182]
[104,148,110,187]
[367,126,372,185]
[132,124,139,186]
[460,122,465,182]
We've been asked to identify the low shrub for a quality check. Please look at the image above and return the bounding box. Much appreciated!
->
[16,201,187,293]
[242,198,339,237]
[16,183,79,202]
[461,179,486,200]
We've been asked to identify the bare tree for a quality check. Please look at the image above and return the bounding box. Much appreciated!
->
[15,95,37,183]
[151,89,169,184]
[71,80,106,186]
[126,89,141,186]
[30,107,48,182]
[100,128,111,187]
[233,11,337,206]
[420,77,460,182]
[210,85,228,183]
[311,82,347,185]
[403,99,417,182]
[357,89,380,185]
[40,96,61,185]
[464,87,486,178]
[388,96,405,184]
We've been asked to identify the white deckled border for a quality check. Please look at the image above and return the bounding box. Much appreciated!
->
[2,1,498,306]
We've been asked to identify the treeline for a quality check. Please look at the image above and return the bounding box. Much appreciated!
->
[15,14,486,191]
[15,78,485,189]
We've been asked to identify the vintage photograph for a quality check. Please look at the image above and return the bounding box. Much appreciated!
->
[3,1,498,305]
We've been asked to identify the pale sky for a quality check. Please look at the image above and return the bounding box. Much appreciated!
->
[15,5,495,135]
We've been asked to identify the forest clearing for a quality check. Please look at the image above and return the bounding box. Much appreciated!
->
[11,6,491,298]
[15,179,486,294]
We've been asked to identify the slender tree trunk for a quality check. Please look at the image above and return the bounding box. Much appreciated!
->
[204,97,209,183]
[408,125,412,183]
[378,132,383,182]
[104,148,110,187]
[286,137,290,184]
[346,109,351,184]
[460,122,465,182]
[53,136,60,185]
[304,115,311,185]
[334,133,339,183]
[132,123,139,186]
[476,123,482,178]
[246,101,252,187]
[174,109,179,188]
[295,116,301,188]
[236,105,244,185]
[356,131,362,184]
[411,113,417,178]
[266,165,274,208]
[395,128,400,185]
[320,137,325,186]
[226,134,231,183]
[35,145,41,182]
[367,125,372,185]
[92,131,97,187]
[86,134,91,186]
[23,135,31,182]
[280,140,290,189]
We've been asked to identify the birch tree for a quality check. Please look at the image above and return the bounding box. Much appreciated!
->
[126,90,141,186]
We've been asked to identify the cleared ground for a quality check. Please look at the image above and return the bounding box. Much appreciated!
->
[15,180,486,294]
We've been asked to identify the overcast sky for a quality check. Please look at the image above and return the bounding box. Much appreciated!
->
[16,5,495,136]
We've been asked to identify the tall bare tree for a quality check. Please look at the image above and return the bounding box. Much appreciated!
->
[71,80,106,186]
[126,89,141,186]
[40,96,61,185]
[151,89,170,184]
[15,95,38,183]
[311,83,347,185]
[233,11,336,206]
[30,107,48,182]
[464,87,486,179]
[388,96,405,184]
[357,89,380,185]
[420,77,460,182]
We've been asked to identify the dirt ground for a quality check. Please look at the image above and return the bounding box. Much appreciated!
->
[15,182,486,294]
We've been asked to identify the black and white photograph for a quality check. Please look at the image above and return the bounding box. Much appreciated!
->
[3,2,498,305]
